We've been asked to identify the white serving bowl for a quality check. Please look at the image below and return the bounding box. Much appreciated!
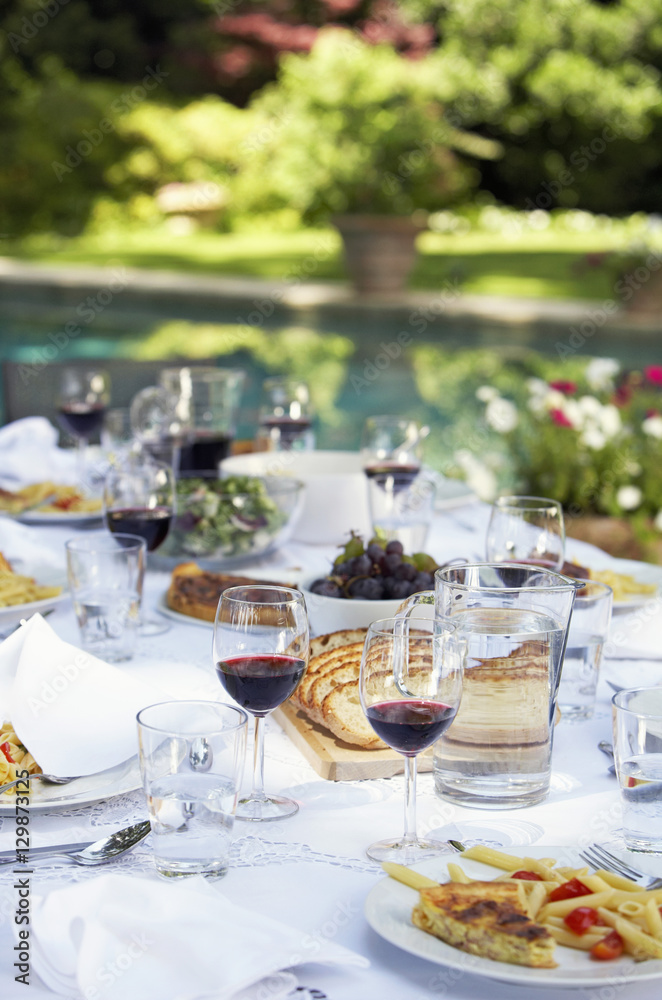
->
[299,575,403,636]
[220,450,371,545]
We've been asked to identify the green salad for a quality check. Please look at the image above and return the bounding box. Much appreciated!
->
[165,475,289,558]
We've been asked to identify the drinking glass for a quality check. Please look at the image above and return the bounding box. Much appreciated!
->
[103,459,175,636]
[56,368,111,484]
[485,496,565,571]
[360,416,433,550]
[130,386,184,471]
[65,532,146,662]
[399,563,577,808]
[360,616,463,863]
[558,581,613,721]
[257,376,315,452]
[612,687,662,853]
[137,700,248,878]
[213,585,309,821]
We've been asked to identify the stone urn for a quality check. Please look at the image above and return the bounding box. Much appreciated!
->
[332,215,426,296]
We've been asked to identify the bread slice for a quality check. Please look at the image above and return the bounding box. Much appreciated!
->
[308,660,361,724]
[167,561,297,622]
[321,680,384,749]
[296,641,365,711]
[412,880,557,968]
[309,629,368,658]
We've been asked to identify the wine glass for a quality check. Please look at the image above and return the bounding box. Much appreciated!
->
[485,495,565,571]
[213,585,309,821]
[56,368,111,484]
[257,376,315,452]
[360,416,433,549]
[360,615,463,863]
[103,458,175,636]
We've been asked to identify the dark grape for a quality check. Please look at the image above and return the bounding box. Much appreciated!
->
[412,571,434,590]
[394,562,417,582]
[383,553,402,575]
[367,542,386,563]
[389,579,416,599]
[333,560,353,578]
[385,540,404,556]
[349,577,385,600]
[310,578,343,598]
[350,553,373,576]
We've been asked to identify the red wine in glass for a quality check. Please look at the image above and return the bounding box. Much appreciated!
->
[57,403,107,440]
[107,506,172,552]
[215,654,306,716]
[364,462,421,493]
[366,699,456,755]
[178,433,233,476]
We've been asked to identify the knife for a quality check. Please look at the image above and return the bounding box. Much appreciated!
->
[0,840,92,861]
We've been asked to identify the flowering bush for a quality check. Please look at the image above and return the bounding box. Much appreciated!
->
[475,358,662,524]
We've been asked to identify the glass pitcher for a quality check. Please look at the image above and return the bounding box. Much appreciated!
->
[159,366,245,477]
[398,563,577,809]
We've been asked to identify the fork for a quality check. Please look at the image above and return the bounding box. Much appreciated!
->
[0,772,79,795]
[579,843,662,890]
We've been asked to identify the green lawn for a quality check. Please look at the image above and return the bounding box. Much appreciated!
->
[5,225,632,301]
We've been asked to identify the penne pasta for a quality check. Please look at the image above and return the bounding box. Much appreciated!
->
[540,889,615,920]
[644,899,662,940]
[546,926,608,950]
[446,862,472,884]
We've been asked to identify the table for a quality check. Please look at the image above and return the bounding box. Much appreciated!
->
[1,501,661,999]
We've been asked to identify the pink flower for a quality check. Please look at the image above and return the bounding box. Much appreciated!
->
[646,409,660,419]
[644,366,662,386]
[550,408,573,428]
[549,380,577,394]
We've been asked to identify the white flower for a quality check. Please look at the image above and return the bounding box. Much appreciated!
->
[585,358,620,392]
[526,378,547,396]
[485,397,518,433]
[546,390,566,410]
[476,385,499,403]
[616,485,643,511]
[581,427,607,450]
[599,404,622,439]
[655,510,662,532]
[642,415,662,439]
[563,400,582,428]
[577,395,602,419]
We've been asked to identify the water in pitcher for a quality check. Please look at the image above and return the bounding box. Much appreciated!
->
[433,606,566,808]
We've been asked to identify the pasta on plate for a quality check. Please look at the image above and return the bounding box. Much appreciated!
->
[0,721,41,790]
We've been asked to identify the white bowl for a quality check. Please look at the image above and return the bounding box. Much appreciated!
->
[220,450,371,545]
[299,575,402,636]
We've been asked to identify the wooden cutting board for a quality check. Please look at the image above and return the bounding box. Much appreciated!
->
[273,701,432,781]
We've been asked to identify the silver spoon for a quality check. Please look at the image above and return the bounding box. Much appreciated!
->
[0,821,150,867]
[189,737,213,772]
[597,740,616,776]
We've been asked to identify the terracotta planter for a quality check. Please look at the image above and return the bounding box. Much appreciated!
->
[332,214,426,295]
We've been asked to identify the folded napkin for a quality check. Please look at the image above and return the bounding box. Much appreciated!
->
[0,516,65,571]
[27,874,369,1000]
[0,417,76,489]
[0,614,165,776]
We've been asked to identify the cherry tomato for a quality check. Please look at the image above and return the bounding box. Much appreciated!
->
[548,877,592,902]
[510,870,543,881]
[564,906,600,936]
[0,742,15,764]
[591,930,624,961]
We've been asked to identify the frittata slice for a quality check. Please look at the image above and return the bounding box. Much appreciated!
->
[412,880,557,968]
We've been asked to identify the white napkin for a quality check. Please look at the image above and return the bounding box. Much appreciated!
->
[0,417,76,488]
[0,516,65,570]
[27,874,369,1000]
[0,614,164,776]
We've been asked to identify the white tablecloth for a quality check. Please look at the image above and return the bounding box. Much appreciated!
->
[1,502,661,999]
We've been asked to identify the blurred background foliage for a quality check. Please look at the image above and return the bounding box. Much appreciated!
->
[1,0,662,238]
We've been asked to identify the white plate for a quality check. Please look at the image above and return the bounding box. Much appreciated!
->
[0,566,68,628]
[17,508,102,525]
[0,756,141,813]
[365,845,662,989]
[592,556,662,612]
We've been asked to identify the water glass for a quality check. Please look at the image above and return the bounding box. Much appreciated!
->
[612,688,662,853]
[137,700,248,878]
[399,563,576,809]
[486,496,565,571]
[558,581,613,721]
[65,533,146,662]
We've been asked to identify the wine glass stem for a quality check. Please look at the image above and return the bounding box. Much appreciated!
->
[403,755,418,845]
[75,437,87,486]
[250,715,266,801]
